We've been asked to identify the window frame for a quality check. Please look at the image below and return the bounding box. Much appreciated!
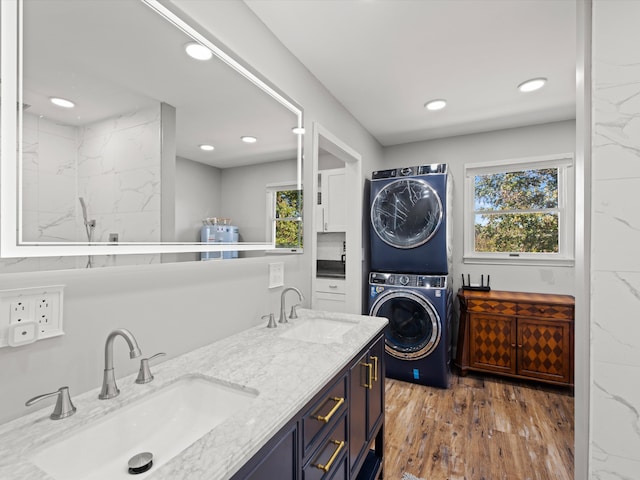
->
[265,181,303,254]
[463,153,575,266]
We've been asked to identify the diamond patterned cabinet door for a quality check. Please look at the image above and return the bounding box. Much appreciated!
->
[517,318,572,383]
[469,314,516,375]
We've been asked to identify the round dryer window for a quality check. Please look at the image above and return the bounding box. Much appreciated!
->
[370,290,441,360]
[371,179,443,249]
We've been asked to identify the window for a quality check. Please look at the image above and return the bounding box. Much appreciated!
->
[464,154,574,265]
[266,183,303,251]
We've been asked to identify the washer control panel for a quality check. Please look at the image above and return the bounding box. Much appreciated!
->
[369,272,447,289]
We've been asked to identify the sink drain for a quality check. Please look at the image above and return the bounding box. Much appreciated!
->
[128,452,153,475]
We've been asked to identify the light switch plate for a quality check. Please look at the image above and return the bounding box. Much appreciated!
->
[268,262,284,288]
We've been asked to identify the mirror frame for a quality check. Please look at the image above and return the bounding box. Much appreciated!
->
[0,0,303,258]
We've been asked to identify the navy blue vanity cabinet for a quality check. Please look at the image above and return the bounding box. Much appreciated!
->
[349,337,384,480]
[230,334,384,480]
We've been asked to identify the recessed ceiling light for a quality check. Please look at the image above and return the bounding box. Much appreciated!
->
[241,136,257,144]
[49,97,75,108]
[518,77,547,92]
[292,126,305,135]
[424,99,447,111]
[199,144,215,151]
[185,42,213,61]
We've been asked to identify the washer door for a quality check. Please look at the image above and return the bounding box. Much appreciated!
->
[371,178,443,249]
[370,290,441,360]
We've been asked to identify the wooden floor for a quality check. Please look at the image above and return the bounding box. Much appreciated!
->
[383,374,574,480]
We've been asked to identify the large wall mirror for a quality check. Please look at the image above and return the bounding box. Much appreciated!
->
[0,0,303,270]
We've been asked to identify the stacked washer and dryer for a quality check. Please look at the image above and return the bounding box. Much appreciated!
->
[368,164,453,388]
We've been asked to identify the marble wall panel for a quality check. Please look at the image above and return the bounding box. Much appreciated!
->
[591,0,640,475]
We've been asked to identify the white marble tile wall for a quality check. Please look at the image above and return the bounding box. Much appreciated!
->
[591,0,640,476]
[0,106,162,272]
[77,105,162,244]
[0,114,78,272]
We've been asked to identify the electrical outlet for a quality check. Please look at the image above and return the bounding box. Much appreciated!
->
[36,296,54,335]
[10,300,31,324]
[0,286,64,348]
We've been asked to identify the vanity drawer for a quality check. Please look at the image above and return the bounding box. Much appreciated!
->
[466,299,516,316]
[303,414,348,480]
[517,303,573,320]
[302,376,347,457]
[316,278,346,295]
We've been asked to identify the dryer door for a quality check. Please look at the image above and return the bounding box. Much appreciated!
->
[370,178,443,249]
[370,290,442,360]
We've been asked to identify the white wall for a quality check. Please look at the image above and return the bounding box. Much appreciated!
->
[0,0,383,424]
[175,156,222,243]
[590,1,640,476]
[219,158,297,243]
[381,120,577,295]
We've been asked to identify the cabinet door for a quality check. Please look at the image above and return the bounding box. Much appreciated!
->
[517,318,572,384]
[325,170,346,231]
[349,351,368,475]
[469,313,516,375]
[367,339,384,437]
[240,424,297,480]
[318,169,347,232]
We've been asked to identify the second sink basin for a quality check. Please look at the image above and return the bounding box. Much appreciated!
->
[31,376,258,480]
[279,317,357,344]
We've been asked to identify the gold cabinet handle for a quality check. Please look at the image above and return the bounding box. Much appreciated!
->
[362,362,373,389]
[312,396,344,423]
[313,440,345,472]
[371,355,379,382]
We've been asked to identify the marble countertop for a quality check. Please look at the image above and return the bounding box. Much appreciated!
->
[0,309,387,480]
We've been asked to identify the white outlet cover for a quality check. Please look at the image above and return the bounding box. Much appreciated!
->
[8,321,39,347]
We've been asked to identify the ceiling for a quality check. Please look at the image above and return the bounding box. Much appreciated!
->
[22,0,299,169]
[245,0,577,146]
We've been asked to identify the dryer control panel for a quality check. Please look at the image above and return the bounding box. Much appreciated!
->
[371,164,447,179]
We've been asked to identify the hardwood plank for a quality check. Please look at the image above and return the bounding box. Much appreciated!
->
[384,374,574,480]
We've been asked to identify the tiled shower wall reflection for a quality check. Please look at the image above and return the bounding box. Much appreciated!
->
[1,105,161,272]
[591,0,640,477]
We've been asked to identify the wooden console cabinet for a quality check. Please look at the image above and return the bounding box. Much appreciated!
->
[455,289,575,386]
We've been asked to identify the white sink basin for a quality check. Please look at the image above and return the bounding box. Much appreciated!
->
[279,317,357,344]
[31,376,258,480]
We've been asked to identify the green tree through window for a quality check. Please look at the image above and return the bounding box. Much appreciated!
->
[274,189,303,248]
[474,168,559,253]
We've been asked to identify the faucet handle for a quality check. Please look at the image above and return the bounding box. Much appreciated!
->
[262,313,277,329]
[26,386,76,420]
[289,304,300,319]
[135,352,166,385]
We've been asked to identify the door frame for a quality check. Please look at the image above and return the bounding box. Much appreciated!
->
[311,123,363,314]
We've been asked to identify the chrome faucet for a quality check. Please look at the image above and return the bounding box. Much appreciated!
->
[99,329,142,400]
[279,286,304,324]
